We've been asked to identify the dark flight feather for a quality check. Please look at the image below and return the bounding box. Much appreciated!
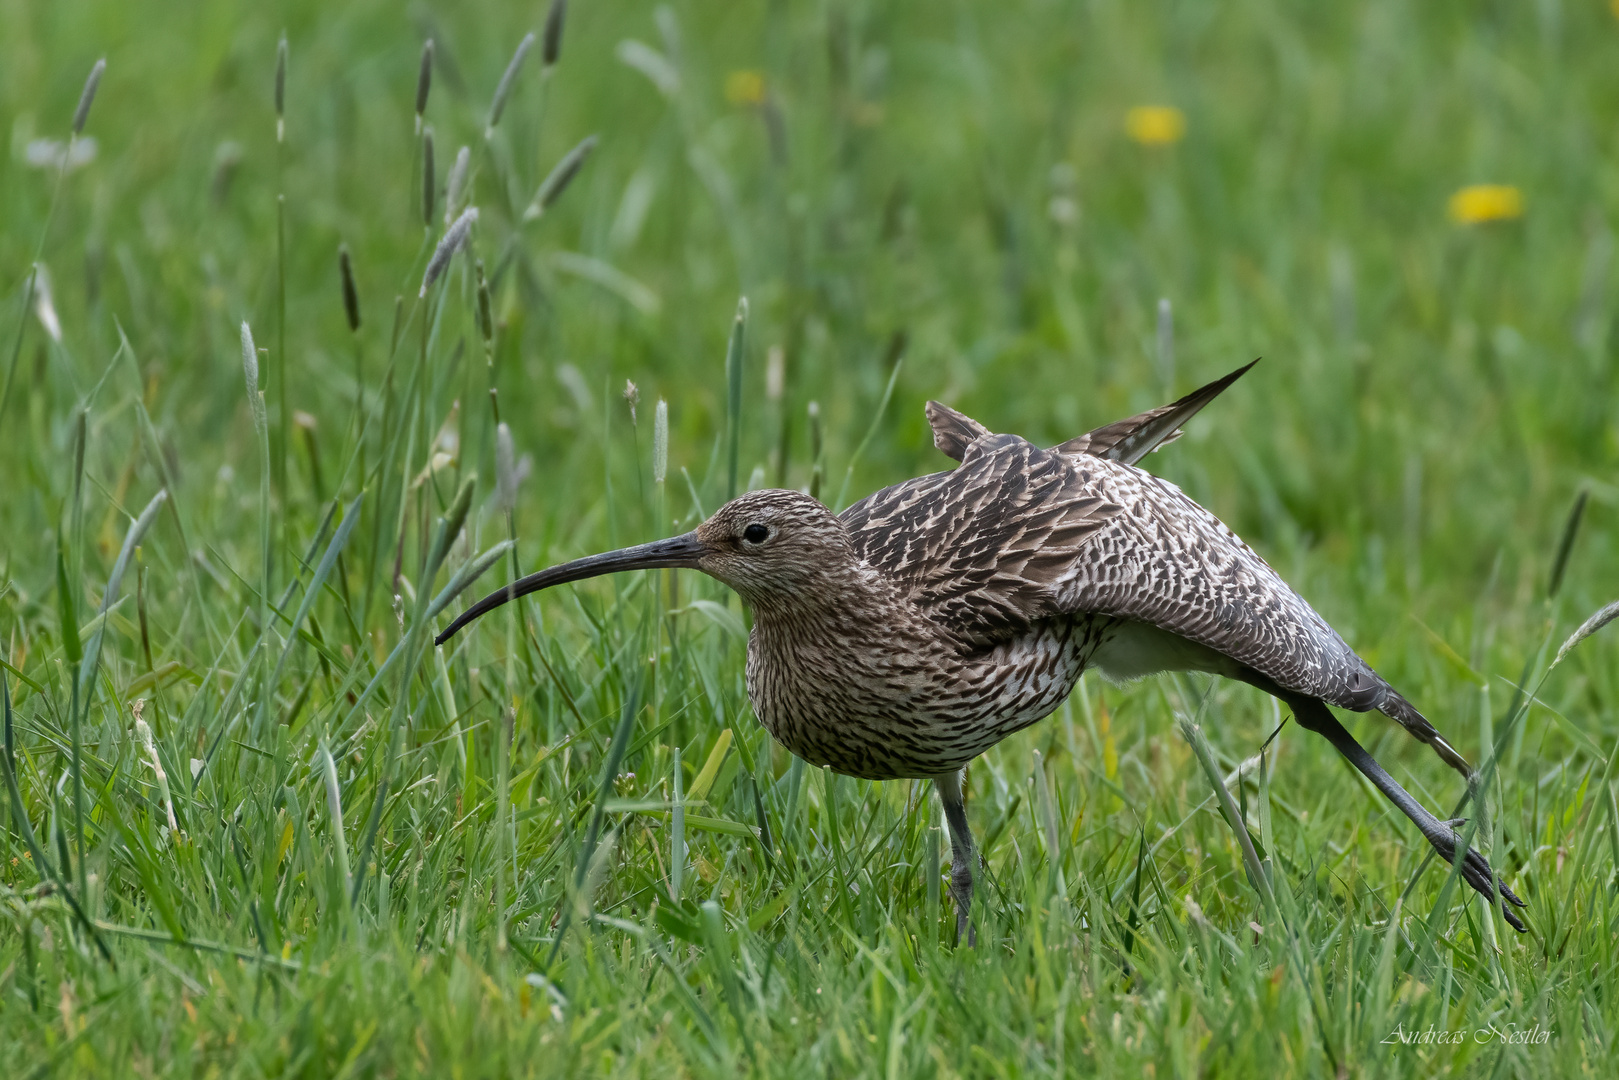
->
[926,360,1258,467]
[1053,359,1259,464]
[849,382,1469,775]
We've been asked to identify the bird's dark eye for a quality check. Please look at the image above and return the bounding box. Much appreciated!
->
[743,524,770,544]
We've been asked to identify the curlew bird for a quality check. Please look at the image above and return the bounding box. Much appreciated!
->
[438,362,1526,938]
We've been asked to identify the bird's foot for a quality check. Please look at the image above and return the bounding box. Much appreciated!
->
[1429,827,1528,932]
[950,863,977,948]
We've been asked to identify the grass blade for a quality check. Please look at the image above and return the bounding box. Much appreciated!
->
[548,673,643,965]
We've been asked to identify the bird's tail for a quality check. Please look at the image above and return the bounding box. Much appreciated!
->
[1379,690,1473,778]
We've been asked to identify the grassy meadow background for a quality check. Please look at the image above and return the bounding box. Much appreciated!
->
[4,0,1619,1074]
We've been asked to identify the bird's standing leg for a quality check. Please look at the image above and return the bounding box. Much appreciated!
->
[1266,688,1528,931]
[935,768,978,947]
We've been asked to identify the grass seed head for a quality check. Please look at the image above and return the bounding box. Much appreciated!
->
[543,0,568,67]
[32,264,62,343]
[445,145,470,224]
[653,399,668,484]
[496,422,518,510]
[240,321,266,429]
[1156,297,1174,388]
[339,244,361,332]
[73,58,106,135]
[421,207,478,296]
[416,39,434,120]
[808,399,823,500]
[623,379,639,425]
[275,35,287,141]
[240,321,258,395]
[1548,489,1589,600]
[524,134,598,220]
[487,32,536,136]
[422,125,436,225]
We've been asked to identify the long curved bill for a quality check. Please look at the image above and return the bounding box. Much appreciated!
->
[434,531,707,646]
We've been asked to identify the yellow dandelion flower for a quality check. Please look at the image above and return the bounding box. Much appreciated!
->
[725,70,767,106]
[1448,185,1523,225]
[1125,105,1185,146]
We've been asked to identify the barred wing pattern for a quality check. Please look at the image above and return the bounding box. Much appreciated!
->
[843,429,1391,714]
[1048,455,1392,711]
[840,434,1124,648]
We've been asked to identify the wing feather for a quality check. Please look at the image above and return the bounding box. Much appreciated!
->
[1052,360,1258,464]
[924,401,991,462]
[926,360,1256,467]
[842,426,1398,715]
[841,434,1123,646]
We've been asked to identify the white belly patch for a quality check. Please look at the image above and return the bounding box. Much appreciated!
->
[1091,619,1239,684]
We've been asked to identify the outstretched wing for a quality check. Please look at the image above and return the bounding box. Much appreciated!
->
[1048,456,1470,772]
[843,429,1412,723]
[1049,456,1392,710]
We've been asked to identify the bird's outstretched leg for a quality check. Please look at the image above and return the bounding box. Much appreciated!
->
[935,768,978,947]
[1254,682,1528,932]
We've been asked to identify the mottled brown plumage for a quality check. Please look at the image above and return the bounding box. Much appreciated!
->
[439,364,1526,939]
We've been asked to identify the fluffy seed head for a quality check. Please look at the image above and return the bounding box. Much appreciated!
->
[240,321,258,395]
[653,400,668,484]
[74,58,106,135]
[421,208,478,296]
[445,145,470,224]
[524,134,597,221]
[496,423,517,511]
[32,264,62,343]
[487,32,536,135]
[240,321,266,429]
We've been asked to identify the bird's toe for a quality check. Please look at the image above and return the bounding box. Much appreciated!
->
[1454,844,1528,931]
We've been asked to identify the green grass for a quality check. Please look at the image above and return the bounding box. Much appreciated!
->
[4,0,1619,1075]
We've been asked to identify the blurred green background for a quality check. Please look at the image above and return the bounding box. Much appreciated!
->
[6,0,1614,590]
[3,1,1618,1076]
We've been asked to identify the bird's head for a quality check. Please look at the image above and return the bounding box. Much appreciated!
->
[694,489,854,607]
[435,489,854,645]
